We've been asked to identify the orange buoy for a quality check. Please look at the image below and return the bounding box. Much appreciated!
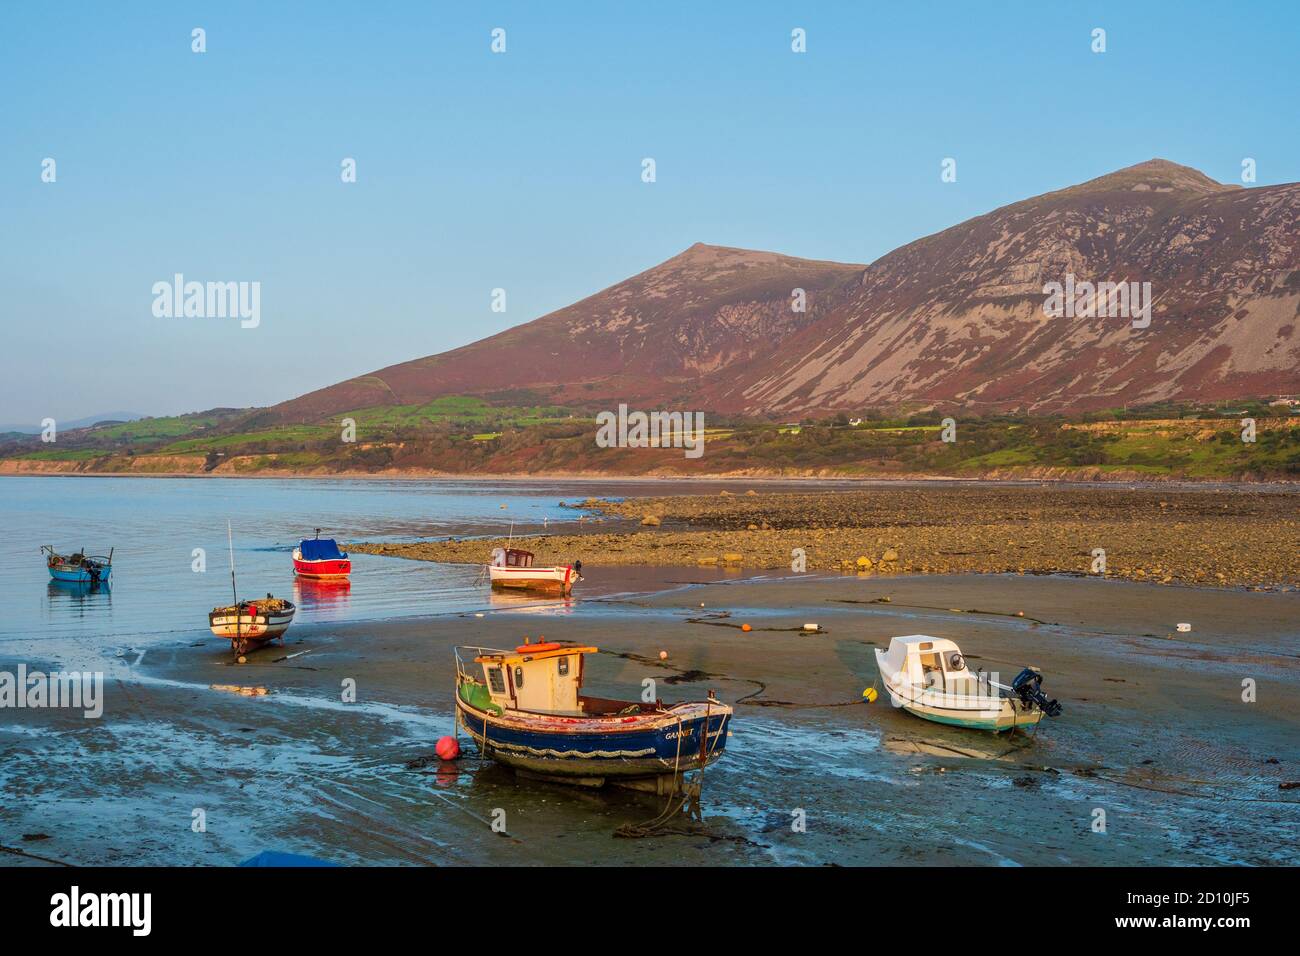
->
[436,736,460,761]
[659,650,668,660]
[741,624,752,632]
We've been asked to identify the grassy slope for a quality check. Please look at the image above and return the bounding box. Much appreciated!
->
[3,396,1298,479]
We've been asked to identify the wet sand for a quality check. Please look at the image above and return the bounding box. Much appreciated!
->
[3,571,1296,866]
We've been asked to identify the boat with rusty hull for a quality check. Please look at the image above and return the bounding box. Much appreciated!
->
[454,642,730,792]
[209,595,296,656]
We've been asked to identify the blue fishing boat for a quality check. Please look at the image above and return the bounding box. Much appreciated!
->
[454,642,731,789]
[41,546,113,586]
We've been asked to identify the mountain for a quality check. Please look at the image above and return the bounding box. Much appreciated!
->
[264,244,862,424]
[712,159,1300,413]
[0,412,147,434]
[268,159,1300,420]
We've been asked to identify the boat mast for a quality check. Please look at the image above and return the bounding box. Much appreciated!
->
[227,520,240,644]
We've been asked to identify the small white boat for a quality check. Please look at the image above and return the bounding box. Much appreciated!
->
[208,522,295,656]
[209,595,296,654]
[488,547,580,596]
[874,635,1061,733]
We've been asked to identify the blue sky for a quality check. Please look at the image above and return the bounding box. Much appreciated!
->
[3,1,1297,423]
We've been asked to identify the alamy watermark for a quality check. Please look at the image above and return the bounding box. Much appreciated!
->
[1042,274,1152,329]
[152,274,261,328]
[595,404,704,459]
[50,886,150,936]
[1,665,103,718]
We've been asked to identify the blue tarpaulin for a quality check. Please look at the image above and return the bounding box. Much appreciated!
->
[299,538,345,560]
[239,850,339,867]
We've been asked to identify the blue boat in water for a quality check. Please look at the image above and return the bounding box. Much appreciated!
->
[42,545,113,586]
[454,642,731,790]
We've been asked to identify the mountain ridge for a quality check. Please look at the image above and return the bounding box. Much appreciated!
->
[264,159,1300,421]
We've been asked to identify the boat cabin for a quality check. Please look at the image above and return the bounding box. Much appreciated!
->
[491,547,534,569]
[469,643,596,715]
[459,643,661,718]
[877,635,982,694]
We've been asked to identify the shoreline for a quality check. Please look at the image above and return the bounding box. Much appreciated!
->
[1,468,1297,489]
[351,486,1300,591]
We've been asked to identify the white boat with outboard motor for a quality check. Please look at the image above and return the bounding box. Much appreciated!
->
[874,634,1061,733]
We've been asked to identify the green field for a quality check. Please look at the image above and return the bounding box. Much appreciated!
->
[3,396,1297,479]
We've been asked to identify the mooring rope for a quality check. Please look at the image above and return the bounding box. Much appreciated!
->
[0,844,74,866]
[614,711,691,839]
[614,702,728,839]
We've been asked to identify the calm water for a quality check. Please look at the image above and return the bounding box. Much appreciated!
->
[5,474,1292,665]
[0,476,643,663]
[0,475,822,665]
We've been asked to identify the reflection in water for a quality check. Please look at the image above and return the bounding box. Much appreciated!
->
[882,733,1026,762]
[293,577,353,621]
[487,590,578,614]
[45,578,113,618]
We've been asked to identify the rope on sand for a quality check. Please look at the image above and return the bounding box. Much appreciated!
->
[0,843,74,866]
[614,712,689,839]
[615,706,723,839]
[1086,771,1300,805]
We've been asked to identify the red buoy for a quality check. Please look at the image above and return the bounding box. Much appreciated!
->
[436,736,460,761]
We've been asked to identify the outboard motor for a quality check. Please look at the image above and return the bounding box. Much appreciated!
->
[1010,668,1062,717]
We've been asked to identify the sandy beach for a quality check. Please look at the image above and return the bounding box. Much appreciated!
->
[4,568,1297,866]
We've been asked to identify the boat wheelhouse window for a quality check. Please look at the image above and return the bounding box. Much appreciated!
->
[487,667,505,694]
[920,653,943,689]
[514,666,525,688]
[557,657,569,676]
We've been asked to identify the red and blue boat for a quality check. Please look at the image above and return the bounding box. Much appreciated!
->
[454,642,731,789]
[42,546,113,586]
[292,531,351,580]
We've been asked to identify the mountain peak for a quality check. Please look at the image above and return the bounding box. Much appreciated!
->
[1068,158,1232,197]
[668,241,777,262]
[662,241,862,271]
[266,159,1299,423]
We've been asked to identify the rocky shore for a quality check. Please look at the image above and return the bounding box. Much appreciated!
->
[350,486,1300,590]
